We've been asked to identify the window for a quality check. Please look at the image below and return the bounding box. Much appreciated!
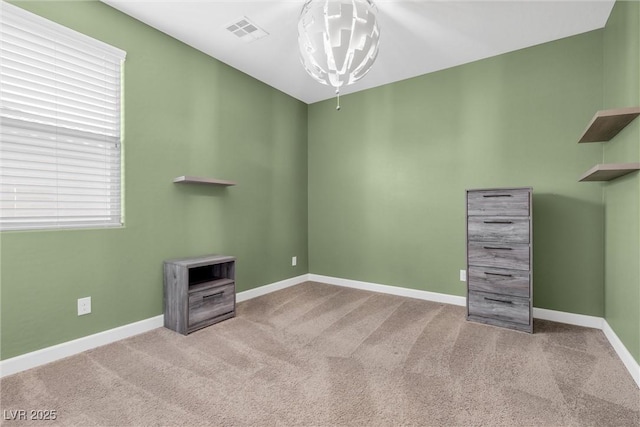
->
[0,2,126,231]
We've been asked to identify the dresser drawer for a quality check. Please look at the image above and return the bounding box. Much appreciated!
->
[467,189,530,216]
[468,291,530,325]
[468,216,529,243]
[188,283,235,327]
[468,242,529,271]
[468,266,529,298]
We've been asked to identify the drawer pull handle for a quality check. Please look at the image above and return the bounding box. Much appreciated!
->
[483,246,512,250]
[483,220,513,224]
[485,272,513,277]
[483,194,512,198]
[484,297,513,304]
[203,291,224,300]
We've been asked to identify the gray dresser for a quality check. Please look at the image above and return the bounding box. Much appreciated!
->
[466,187,533,333]
[164,254,236,335]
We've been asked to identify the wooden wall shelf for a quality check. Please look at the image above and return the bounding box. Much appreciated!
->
[173,176,237,186]
[579,163,640,182]
[578,107,640,143]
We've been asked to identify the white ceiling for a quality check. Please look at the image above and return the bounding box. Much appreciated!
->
[100,0,615,104]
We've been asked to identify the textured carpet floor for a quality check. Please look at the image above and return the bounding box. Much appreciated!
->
[1,281,638,426]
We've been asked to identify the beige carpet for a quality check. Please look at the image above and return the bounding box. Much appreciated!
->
[1,281,638,426]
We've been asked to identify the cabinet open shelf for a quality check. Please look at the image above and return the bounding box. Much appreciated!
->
[578,107,640,143]
[173,176,237,186]
[579,163,640,182]
[188,278,234,294]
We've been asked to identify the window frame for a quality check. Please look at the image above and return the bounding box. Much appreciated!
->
[0,2,126,232]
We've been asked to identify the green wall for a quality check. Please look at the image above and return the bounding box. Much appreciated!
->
[308,31,605,316]
[602,1,640,363]
[0,1,309,360]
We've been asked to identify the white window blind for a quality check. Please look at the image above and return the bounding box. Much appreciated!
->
[0,2,126,231]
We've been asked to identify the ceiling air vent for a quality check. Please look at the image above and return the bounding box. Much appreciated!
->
[225,17,268,42]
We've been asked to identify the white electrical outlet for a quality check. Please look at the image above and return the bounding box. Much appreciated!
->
[77,297,91,316]
[459,270,467,282]
[292,256,297,267]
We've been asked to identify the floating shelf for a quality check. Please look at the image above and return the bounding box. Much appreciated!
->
[173,176,237,186]
[578,107,640,143]
[579,163,640,182]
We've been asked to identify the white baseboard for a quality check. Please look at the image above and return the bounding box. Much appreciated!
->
[309,274,638,388]
[3,273,638,390]
[531,308,640,388]
[532,307,604,329]
[0,274,310,379]
[0,315,164,379]
[236,274,309,303]
[308,274,466,307]
[602,319,640,388]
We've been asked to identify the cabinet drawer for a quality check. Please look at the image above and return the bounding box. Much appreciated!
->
[468,291,529,325]
[467,189,530,216]
[468,216,529,243]
[468,266,529,298]
[188,283,235,327]
[468,242,529,271]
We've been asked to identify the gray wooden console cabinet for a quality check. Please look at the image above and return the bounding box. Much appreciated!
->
[164,254,236,335]
[466,188,533,333]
